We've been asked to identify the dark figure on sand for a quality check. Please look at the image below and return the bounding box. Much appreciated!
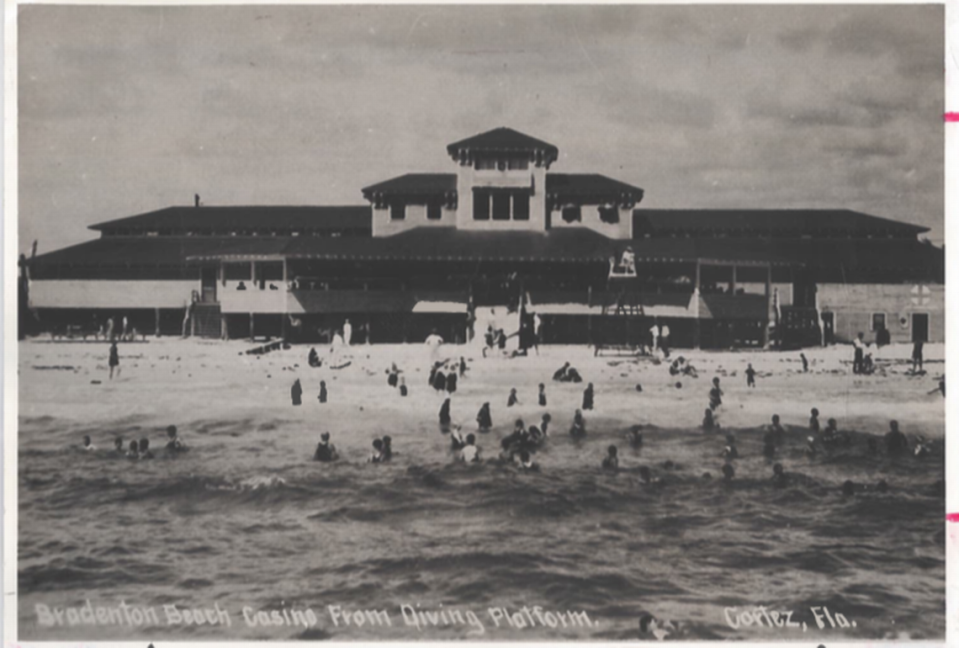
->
[800,353,809,372]
[291,379,303,406]
[708,378,723,411]
[399,377,408,397]
[108,342,120,379]
[809,408,820,433]
[745,364,756,388]
[476,403,492,431]
[912,340,924,373]
[446,371,458,394]
[318,380,328,404]
[853,332,865,374]
[508,388,519,407]
[538,383,547,407]
[308,347,321,368]
[439,398,452,426]
[582,383,594,410]
[313,432,339,462]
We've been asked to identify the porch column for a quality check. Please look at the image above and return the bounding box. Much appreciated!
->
[250,261,256,289]
[221,315,228,340]
[762,265,772,349]
[693,261,701,350]
[155,307,161,337]
[249,312,255,342]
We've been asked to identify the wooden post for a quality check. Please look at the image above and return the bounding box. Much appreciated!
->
[249,312,255,341]
[221,315,228,340]
[155,307,161,337]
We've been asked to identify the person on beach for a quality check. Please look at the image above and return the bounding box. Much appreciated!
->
[459,356,467,377]
[541,413,551,437]
[527,425,545,444]
[517,450,539,472]
[660,324,671,358]
[165,425,186,453]
[809,408,820,433]
[745,364,756,388]
[852,332,865,374]
[476,402,493,431]
[313,432,339,462]
[912,339,924,373]
[722,463,735,482]
[126,440,140,460]
[703,409,717,432]
[425,328,444,363]
[459,434,480,463]
[433,365,447,392]
[722,434,738,460]
[771,463,787,488]
[582,383,594,411]
[708,377,723,411]
[381,436,394,462]
[538,383,547,407]
[553,362,570,382]
[885,420,909,456]
[83,435,96,452]
[570,409,587,438]
[342,319,352,347]
[105,316,115,341]
[399,376,408,397]
[291,379,303,406]
[368,439,385,463]
[318,380,328,404]
[108,341,120,380]
[800,353,809,373]
[567,367,583,383]
[507,388,519,407]
[439,398,452,427]
[387,366,399,387]
[649,321,659,355]
[114,436,124,455]
[138,438,154,460]
[602,445,619,471]
[308,347,321,368]
[768,414,785,444]
[446,370,458,394]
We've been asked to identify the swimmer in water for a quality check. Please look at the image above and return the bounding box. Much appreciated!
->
[439,398,452,426]
[83,435,96,451]
[165,425,186,453]
[570,409,587,438]
[138,438,154,460]
[722,434,738,460]
[540,413,551,436]
[538,383,547,407]
[313,432,339,462]
[126,440,139,460]
[381,436,393,461]
[582,383,594,410]
[912,434,931,457]
[517,450,539,471]
[459,434,480,463]
[762,430,777,458]
[885,420,909,456]
[708,377,723,411]
[528,425,544,444]
[771,463,787,488]
[822,417,839,446]
[628,426,644,449]
[114,436,124,455]
[368,439,384,463]
[768,414,785,444]
[702,408,717,432]
[602,445,619,471]
[507,388,519,407]
[809,408,820,433]
[722,463,735,482]
[450,427,467,451]
[476,402,492,431]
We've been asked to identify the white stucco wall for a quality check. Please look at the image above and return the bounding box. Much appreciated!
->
[548,204,633,239]
[372,203,456,237]
[817,283,944,343]
[455,164,547,232]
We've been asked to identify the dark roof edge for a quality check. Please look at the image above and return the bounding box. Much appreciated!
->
[88,205,373,230]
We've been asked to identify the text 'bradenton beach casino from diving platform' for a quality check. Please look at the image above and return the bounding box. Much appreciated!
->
[22,127,944,350]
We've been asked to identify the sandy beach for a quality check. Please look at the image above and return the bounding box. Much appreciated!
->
[17,338,945,641]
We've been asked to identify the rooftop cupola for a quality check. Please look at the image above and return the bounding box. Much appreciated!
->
[446,127,559,170]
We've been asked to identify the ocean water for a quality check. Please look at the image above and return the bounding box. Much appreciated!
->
[19,412,944,641]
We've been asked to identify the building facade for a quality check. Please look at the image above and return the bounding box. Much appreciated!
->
[24,127,944,348]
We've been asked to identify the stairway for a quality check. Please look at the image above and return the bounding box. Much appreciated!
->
[191,303,222,338]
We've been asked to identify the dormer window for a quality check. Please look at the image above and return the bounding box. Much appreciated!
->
[599,206,620,224]
[476,158,497,170]
[508,156,529,170]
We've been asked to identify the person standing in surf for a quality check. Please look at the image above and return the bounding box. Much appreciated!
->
[108,341,120,380]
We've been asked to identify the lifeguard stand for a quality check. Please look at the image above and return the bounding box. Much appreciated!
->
[594,249,646,356]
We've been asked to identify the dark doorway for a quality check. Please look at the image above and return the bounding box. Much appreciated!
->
[912,313,929,343]
[201,267,218,303]
[821,312,834,345]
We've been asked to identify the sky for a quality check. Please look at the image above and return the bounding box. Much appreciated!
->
[18,4,944,253]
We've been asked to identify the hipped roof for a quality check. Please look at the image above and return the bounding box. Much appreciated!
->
[89,206,372,233]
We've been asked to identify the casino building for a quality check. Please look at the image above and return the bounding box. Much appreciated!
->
[24,127,944,349]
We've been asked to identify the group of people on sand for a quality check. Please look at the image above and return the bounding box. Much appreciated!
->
[429,357,465,393]
[552,361,583,383]
[291,378,327,405]
[82,425,187,460]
